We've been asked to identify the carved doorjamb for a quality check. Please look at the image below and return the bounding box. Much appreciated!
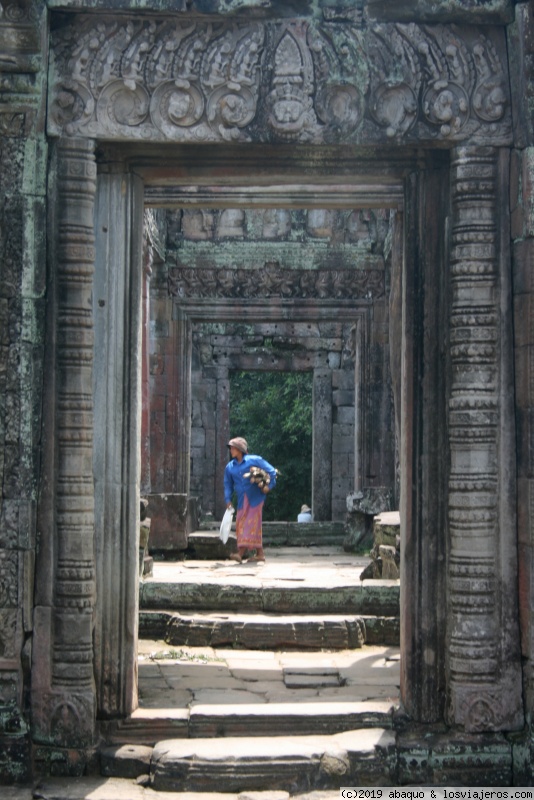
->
[32,137,98,747]
[446,146,523,731]
[93,170,144,718]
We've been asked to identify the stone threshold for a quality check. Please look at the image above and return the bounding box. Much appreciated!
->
[140,580,399,616]
[101,728,396,793]
[139,610,399,649]
[104,700,396,745]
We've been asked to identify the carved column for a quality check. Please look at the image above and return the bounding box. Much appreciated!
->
[32,138,97,747]
[312,369,332,520]
[93,169,144,717]
[447,146,523,731]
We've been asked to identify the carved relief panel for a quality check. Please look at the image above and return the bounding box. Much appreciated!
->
[48,14,511,145]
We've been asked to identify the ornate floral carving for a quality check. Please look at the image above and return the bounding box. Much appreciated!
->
[168,266,384,301]
[48,15,511,144]
[0,112,25,136]
[46,138,97,735]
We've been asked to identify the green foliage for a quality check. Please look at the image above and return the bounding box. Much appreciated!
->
[229,371,313,521]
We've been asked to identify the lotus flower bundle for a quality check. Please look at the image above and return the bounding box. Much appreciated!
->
[243,466,277,494]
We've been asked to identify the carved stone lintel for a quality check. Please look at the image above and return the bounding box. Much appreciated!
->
[447,145,523,732]
[48,16,511,145]
[169,266,385,301]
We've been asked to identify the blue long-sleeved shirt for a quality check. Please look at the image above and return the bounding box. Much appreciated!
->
[224,454,277,509]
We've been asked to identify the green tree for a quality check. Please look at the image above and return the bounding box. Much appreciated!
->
[229,371,313,520]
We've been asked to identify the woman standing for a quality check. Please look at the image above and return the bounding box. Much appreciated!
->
[224,436,277,563]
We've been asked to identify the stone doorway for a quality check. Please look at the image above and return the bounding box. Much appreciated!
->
[144,198,397,529]
[84,141,441,726]
[36,6,525,756]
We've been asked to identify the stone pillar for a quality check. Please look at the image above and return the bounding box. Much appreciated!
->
[32,137,97,749]
[140,237,153,495]
[312,368,332,520]
[172,309,192,495]
[513,146,534,718]
[447,146,523,731]
[215,372,230,520]
[93,169,144,717]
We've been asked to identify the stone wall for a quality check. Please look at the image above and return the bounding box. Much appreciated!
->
[0,0,47,782]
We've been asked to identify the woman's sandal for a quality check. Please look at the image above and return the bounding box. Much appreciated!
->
[229,553,242,563]
[247,555,265,563]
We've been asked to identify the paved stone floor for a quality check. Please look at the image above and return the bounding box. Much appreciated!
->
[137,641,400,709]
[143,546,375,589]
[138,547,400,710]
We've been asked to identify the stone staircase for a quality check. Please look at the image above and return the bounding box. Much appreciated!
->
[101,525,401,792]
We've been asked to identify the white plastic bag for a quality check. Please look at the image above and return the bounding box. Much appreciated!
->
[219,507,234,544]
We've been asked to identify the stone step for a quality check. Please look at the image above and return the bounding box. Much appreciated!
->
[140,577,399,616]
[139,609,399,648]
[21,778,345,800]
[105,701,395,745]
[189,522,347,558]
[101,728,396,792]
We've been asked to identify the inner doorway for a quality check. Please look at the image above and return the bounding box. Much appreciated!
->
[228,370,313,522]
[92,143,447,729]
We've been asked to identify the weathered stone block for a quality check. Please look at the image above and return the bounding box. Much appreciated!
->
[347,488,393,516]
[332,390,354,406]
[145,493,188,553]
[100,744,153,778]
[335,406,355,424]
[343,510,372,552]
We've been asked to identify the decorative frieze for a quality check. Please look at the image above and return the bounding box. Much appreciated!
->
[169,266,384,301]
[48,15,511,145]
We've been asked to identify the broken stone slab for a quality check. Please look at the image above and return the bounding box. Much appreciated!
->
[344,488,394,551]
[150,729,396,792]
[373,511,400,548]
[100,744,152,779]
[283,672,342,689]
[379,546,399,580]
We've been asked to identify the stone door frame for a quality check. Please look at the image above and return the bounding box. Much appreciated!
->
[35,138,524,745]
[178,301,371,522]
[34,9,524,748]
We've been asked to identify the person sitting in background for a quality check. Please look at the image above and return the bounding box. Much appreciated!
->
[297,504,312,523]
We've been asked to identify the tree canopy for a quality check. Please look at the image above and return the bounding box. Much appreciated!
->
[229,371,313,521]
